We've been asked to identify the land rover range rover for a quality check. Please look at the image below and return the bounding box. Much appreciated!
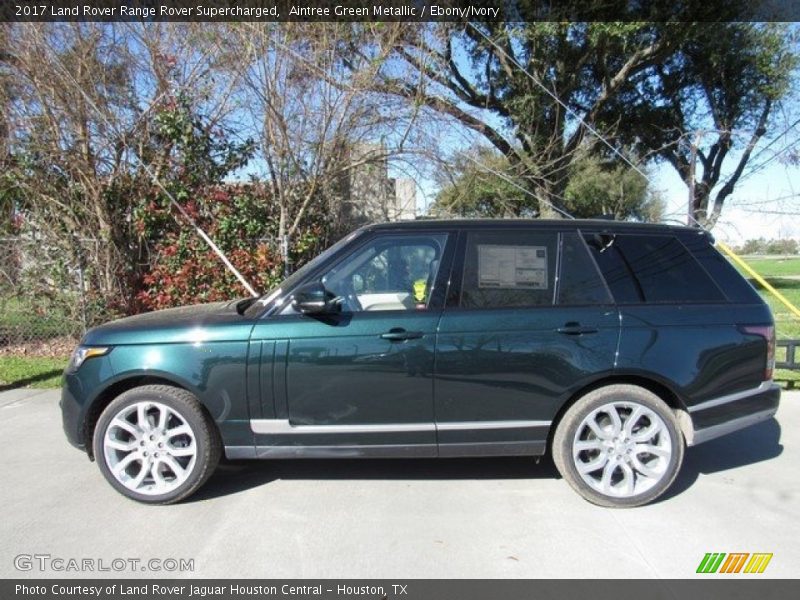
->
[61,220,780,507]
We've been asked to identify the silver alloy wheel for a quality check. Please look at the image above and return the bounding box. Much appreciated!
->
[103,401,197,496]
[572,401,672,498]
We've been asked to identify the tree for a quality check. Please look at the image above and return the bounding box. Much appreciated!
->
[347,21,796,226]
[765,238,799,255]
[431,148,530,217]
[2,23,257,312]
[227,23,426,273]
[0,24,15,232]
[432,146,663,221]
[610,23,797,227]
[4,23,140,301]
[563,153,664,222]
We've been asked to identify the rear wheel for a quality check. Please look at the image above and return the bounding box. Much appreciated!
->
[93,385,221,504]
[552,384,684,508]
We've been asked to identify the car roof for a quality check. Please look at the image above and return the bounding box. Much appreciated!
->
[364,218,705,235]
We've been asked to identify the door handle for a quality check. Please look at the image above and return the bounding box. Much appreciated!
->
[557,322,599,336]
[380,329,424,341]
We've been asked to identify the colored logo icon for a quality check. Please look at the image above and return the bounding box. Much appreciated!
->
[696,553,773,574]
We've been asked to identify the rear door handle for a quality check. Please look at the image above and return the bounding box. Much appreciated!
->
[557,322,598,336]
[380,329,424,341]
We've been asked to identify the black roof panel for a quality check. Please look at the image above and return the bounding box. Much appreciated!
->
[364,218,704,235]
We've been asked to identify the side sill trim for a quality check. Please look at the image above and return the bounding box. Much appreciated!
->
[250,420,435,435]
[437,420,551,431]
[688,381,777,414]
[225,446,257,459]
[438,440,545,457]
[226,444,437,459]
[689,408,777,446]
[225,442,548,459]
[249,419,552,434]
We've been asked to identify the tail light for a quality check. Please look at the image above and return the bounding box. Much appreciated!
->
[741,325,776,381]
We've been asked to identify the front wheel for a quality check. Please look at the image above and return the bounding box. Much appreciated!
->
[552,384,684,508]
[93,385,221,504]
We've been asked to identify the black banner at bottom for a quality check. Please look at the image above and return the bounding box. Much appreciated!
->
[4,580,800,600]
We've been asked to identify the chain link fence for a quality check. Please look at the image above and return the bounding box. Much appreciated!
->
[0,236,119,357]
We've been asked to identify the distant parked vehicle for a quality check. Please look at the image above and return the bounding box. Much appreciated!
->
[61,219,779,507]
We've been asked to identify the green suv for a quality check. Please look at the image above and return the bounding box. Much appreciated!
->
[61,219,780,507]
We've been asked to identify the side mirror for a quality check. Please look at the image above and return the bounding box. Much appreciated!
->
[292,282,338,314]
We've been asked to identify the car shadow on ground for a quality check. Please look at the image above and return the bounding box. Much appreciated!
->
[190,419,783,504]
[192,455,560,502]
[657,418,783,503]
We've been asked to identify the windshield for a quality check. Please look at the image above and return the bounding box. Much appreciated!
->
[242,229,362,318]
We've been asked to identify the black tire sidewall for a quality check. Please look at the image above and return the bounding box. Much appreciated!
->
[553,385,685,508]
[92,385,217,504]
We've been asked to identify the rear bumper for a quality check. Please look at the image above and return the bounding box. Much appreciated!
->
[682,381,780,446]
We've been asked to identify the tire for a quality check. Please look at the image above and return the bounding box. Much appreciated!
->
[93,385,221,505]
[552,384,684,508]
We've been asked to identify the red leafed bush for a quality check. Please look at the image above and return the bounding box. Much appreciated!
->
[131,100,329,312]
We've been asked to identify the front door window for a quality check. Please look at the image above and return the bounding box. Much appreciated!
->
[319,234,448,312]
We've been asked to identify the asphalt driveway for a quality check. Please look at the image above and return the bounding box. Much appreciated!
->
[0,388,797,578]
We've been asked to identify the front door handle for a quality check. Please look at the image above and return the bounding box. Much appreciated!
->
[380,328,424,341]
[557,322,599,336]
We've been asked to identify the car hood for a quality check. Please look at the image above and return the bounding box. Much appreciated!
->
[81,300,256,346]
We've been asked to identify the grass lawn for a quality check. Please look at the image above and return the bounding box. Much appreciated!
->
[0,356,66,390]
[738,256,800,278]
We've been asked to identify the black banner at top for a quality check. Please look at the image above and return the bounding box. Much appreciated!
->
[2,0,799,23]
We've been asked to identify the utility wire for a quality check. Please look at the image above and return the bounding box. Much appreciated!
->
[466,23,713,231]
[459,150,576,219]
[467,23,651,183]
[268,28,575,219]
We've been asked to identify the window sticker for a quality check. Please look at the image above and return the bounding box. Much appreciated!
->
[478,245,548,289]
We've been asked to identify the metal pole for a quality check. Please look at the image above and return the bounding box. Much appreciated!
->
[77,262,87,334]
[282,234,290,277]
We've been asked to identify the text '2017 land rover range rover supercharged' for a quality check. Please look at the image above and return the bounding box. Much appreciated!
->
[61,220,780,507]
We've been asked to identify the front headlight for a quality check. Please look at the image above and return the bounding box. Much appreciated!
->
[67,346,110,372]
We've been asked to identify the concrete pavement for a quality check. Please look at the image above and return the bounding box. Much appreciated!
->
[0,388,797,578]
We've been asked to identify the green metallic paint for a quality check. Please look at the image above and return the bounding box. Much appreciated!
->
[250,310,440,449]
[61,218,779,459]
[435,305,620,447]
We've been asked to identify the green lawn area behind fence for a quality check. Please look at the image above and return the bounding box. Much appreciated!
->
[735,256,800,388]
[737,256,800,278]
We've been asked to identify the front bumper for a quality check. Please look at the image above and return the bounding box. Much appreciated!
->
[60,354,115,453]
[682,381,780,446]
[61,373,87,450]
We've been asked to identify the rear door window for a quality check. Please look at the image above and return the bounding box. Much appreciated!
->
[584,233,726,304]
[558,232,613,305]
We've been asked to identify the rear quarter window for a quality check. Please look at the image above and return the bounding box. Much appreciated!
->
[584,233,726,304]
[678,232,762,304]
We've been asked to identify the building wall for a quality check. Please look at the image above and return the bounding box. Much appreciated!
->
[343,143,416,227]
